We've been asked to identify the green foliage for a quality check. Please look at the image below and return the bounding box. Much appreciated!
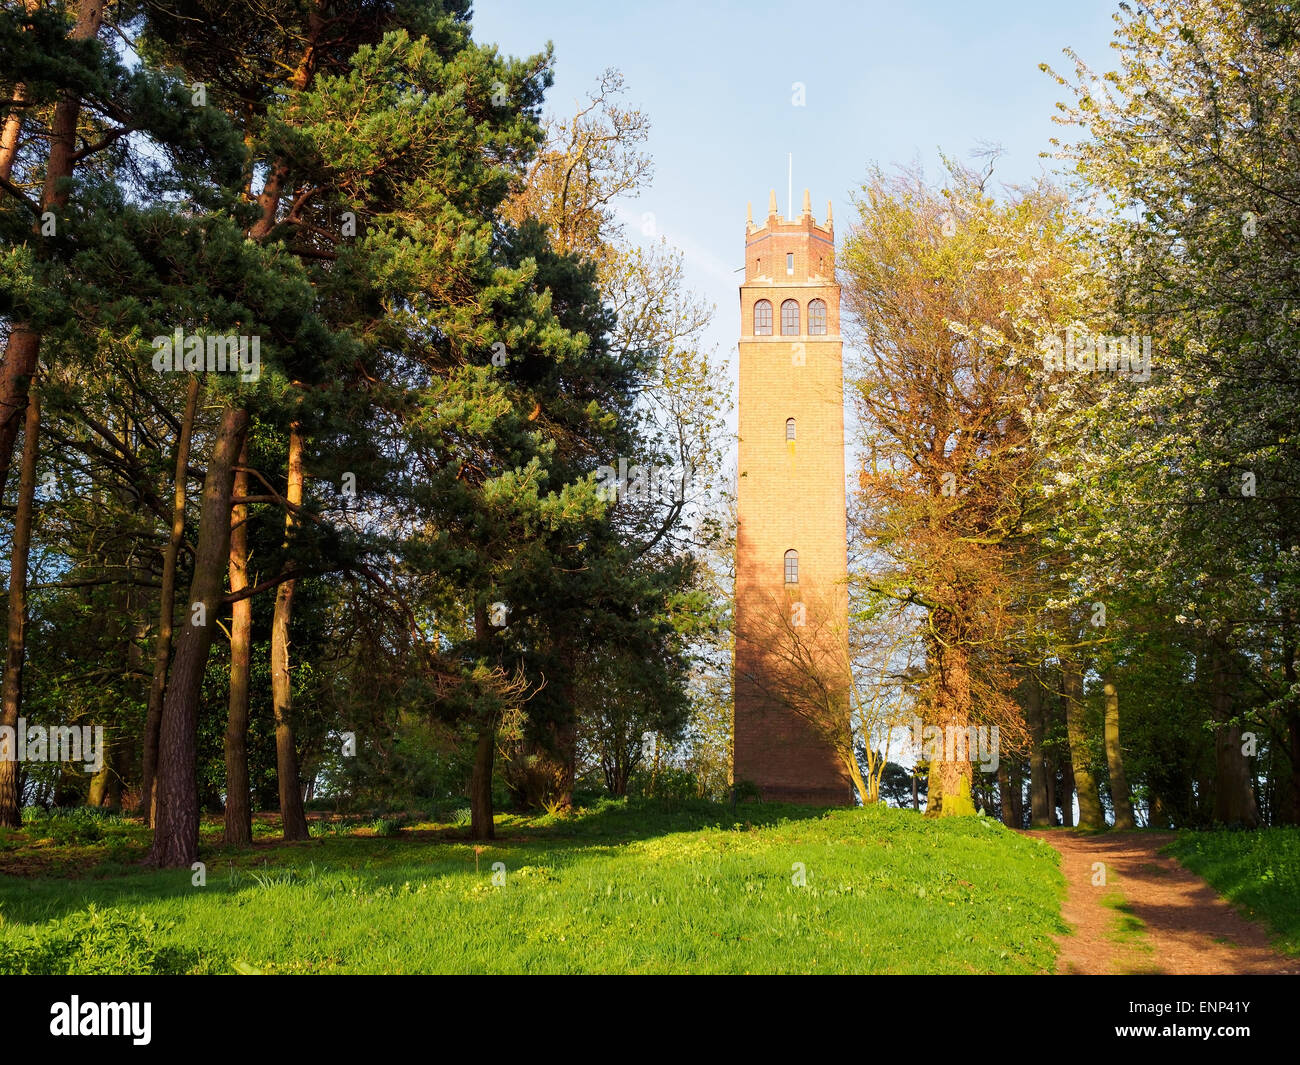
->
[879,760,924,809]
[21,807,130,846]
[1166,828,1300,954]
[320,716,473,812]
[0,0,730,848]
[627,765,700,801]
[0,906,195,975]
[1039,0,1300,824]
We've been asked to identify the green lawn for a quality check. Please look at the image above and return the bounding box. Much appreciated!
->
[1165,827,1300,955]
[0,800,1065,974]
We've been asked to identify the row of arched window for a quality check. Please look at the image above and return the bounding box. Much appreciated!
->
[753,298,827,336]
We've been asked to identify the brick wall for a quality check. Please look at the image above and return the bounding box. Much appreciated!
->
[733,197,854,806]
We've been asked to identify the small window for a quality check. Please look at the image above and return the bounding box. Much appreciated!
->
[785,417,796,441]
[786,252,794,275]
[784,549,799,584]
[781,299,800,336]
[809,299,827,335]
[753,299,773,335]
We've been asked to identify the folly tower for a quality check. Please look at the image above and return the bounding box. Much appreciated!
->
[733,189,853,805]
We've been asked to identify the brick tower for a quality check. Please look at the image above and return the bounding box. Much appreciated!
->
[733,189,854,805]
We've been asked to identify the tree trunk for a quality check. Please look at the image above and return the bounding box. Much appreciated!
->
[926,753,944,815]
[1210,640,1259,827]
[0,83,26,182]
[88,750,110,807]
[1063,661,1103,829]
[147,406,248,867]
[110,740,126,809]
[1026,673,1051,827]
[219,9,325,843]
[0,389,40,826]
[843,747,870,807]
[552,643,578,807]
[0,0,103,498]
[1010,760,1024,829]
[224,438,253,845]
[243,3,324,237]
[0,1,37,180]
[925,631,977,816]
[934,640,974,815]
[1279,630,1300,825]
[1102,674,1135,830]
[270,422,310,841]
[1287,708,1300,825]
[269,619,307,842]
[1058,754,1075,827]
[470,724,496,840]
[99,739,126,810]
[997,762,1015,825]
[141,377,198,825]
[53,760,80,807]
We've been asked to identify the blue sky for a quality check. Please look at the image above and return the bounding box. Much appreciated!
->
[472,2,1117,792]
[473,0,1119,385]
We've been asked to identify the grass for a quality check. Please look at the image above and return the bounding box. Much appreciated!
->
[1100,892,1160,974]
[1165,827,1300,955]
[0,800,1065,974]
[1102,893,1147,938]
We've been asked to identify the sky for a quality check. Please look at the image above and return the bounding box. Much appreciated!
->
[472,2,1119,793]
[472,0,1121,408]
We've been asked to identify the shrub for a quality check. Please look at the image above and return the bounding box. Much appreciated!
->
[0,906,196,975]
[634,766,702,801]
[20,807,126,845]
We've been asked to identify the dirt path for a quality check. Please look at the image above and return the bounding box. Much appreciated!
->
[1024,830,1297,975]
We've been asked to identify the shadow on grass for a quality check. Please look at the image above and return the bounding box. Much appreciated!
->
[501,796,833,841]
[0,797,837,926]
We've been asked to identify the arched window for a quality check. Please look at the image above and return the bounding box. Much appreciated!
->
[785,417,796,441]
[781,299,800,335]
[753,299,773,336]
[809,299,827,335]
[784,549,799,584]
